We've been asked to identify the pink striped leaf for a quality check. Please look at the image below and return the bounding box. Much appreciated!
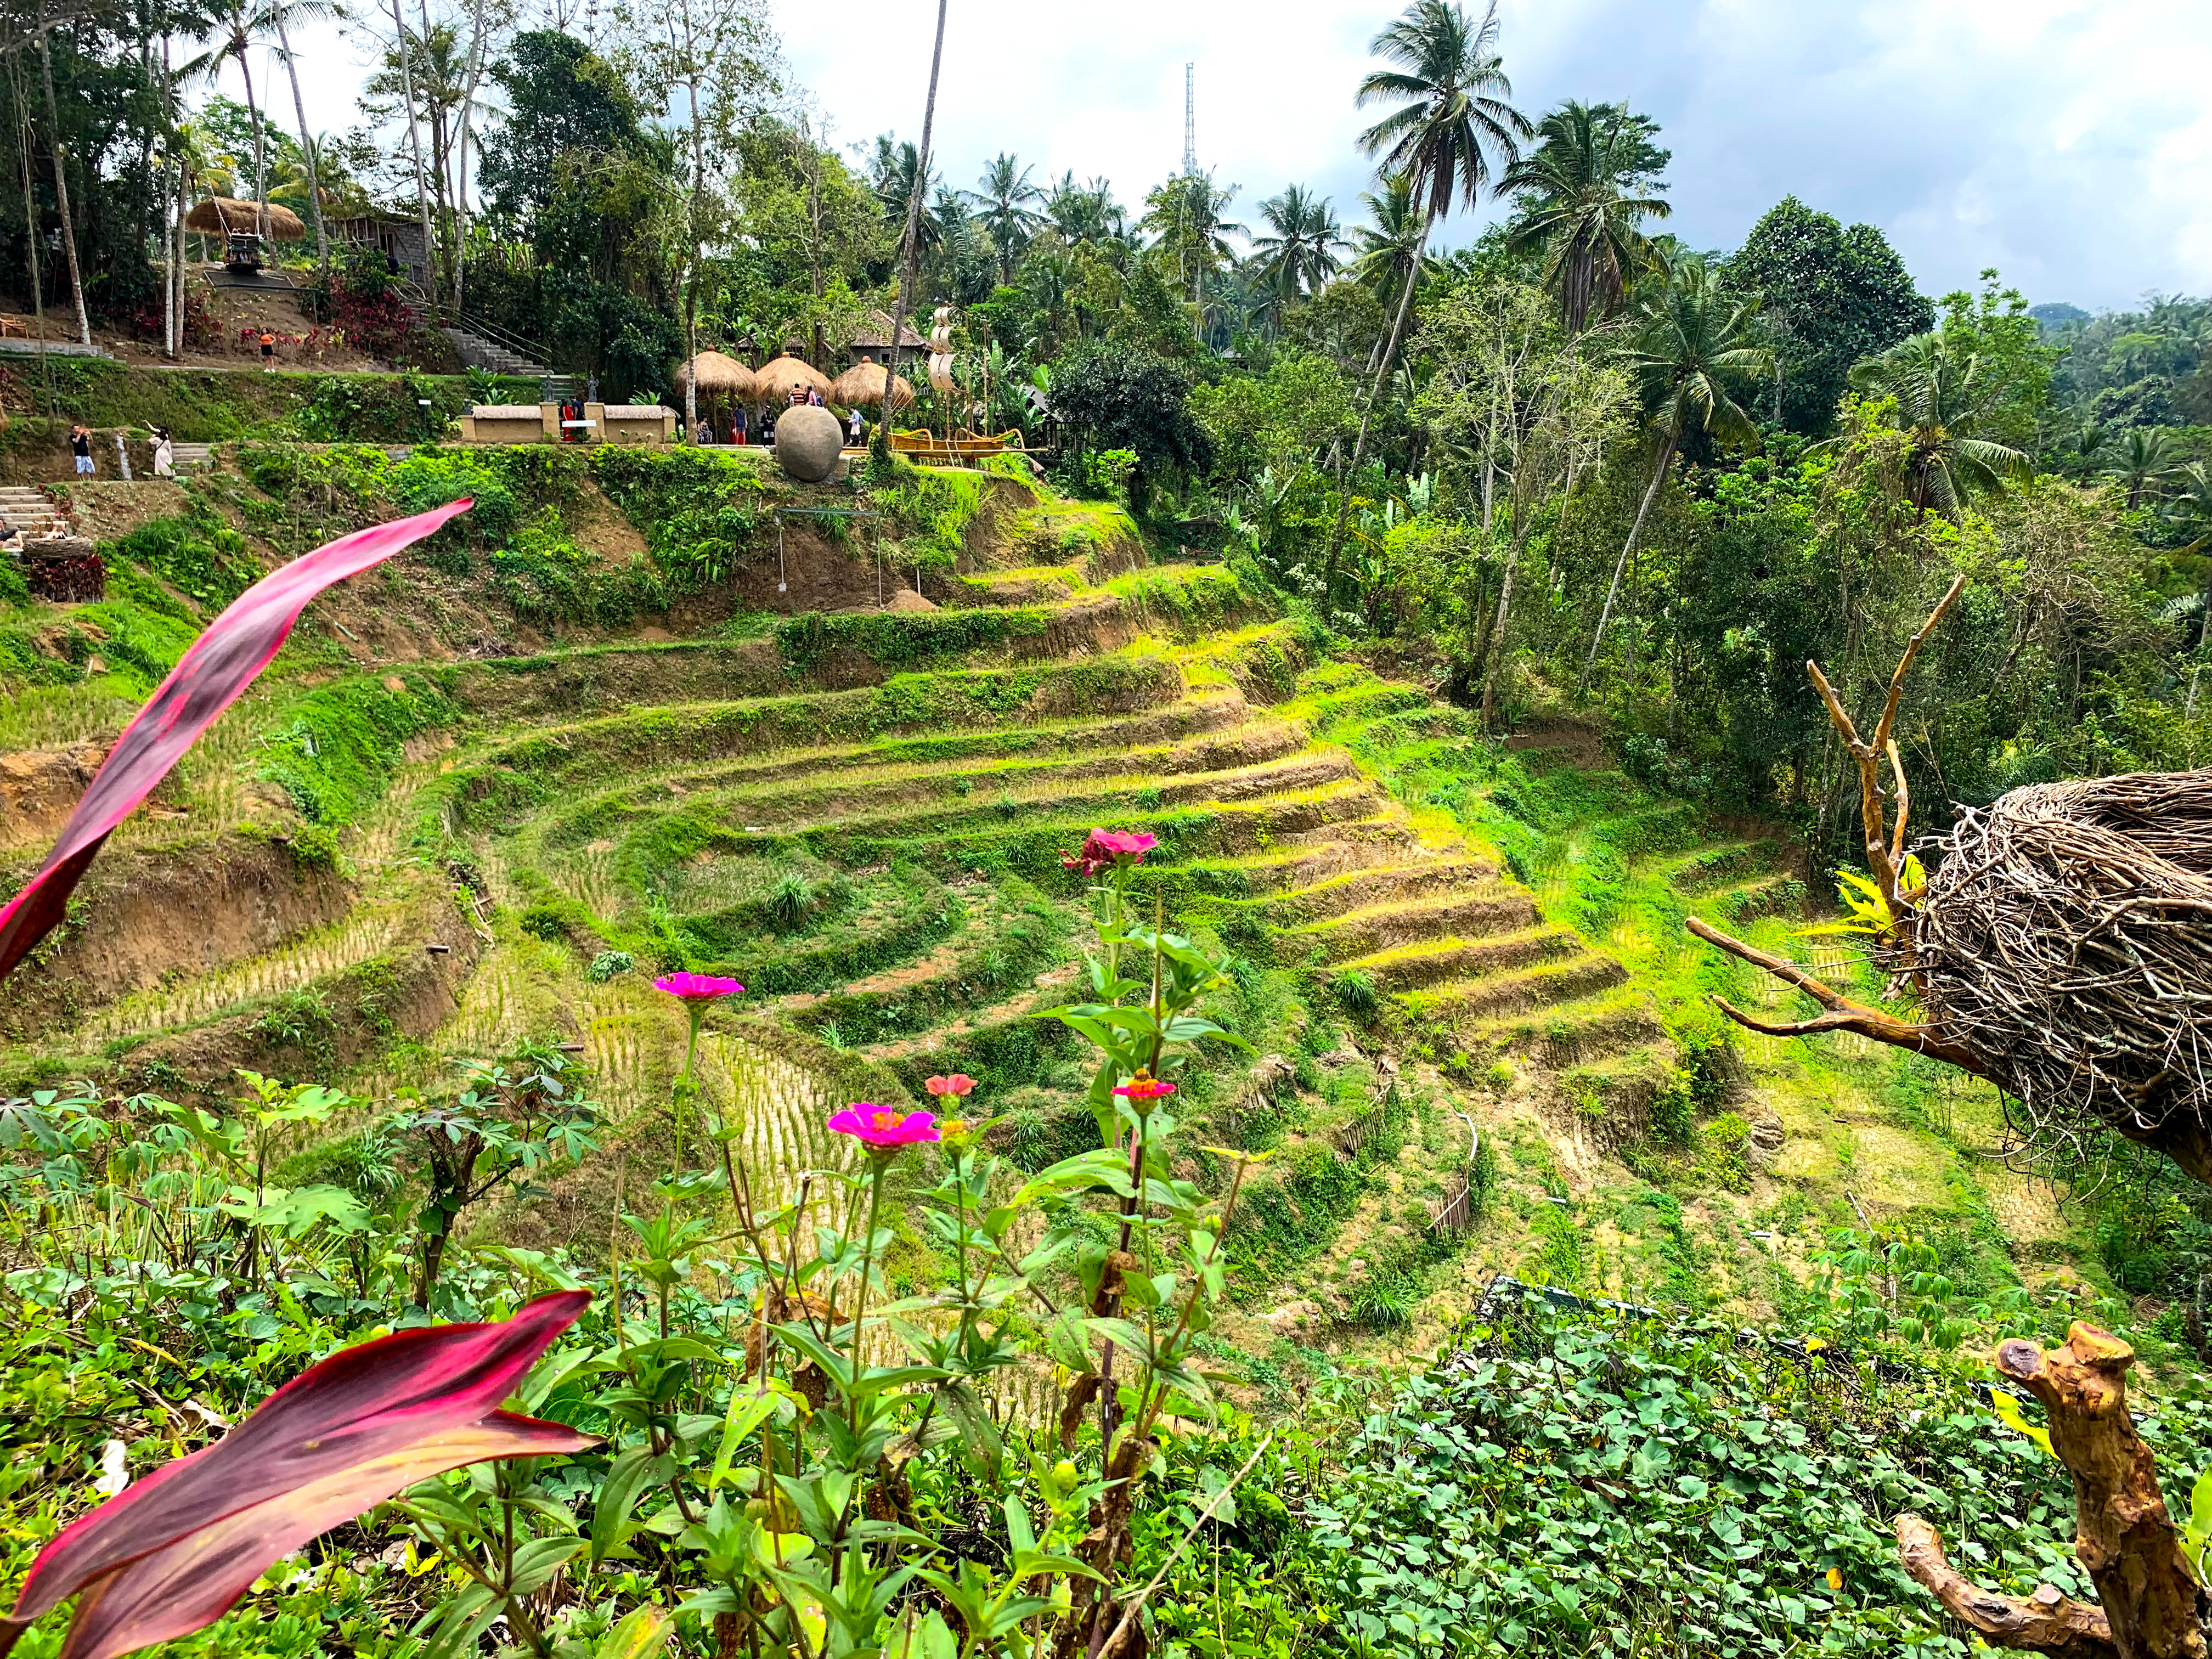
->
[0,1289,592,1659]
[0,498,473,985]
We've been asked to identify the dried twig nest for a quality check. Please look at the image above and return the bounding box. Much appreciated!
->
[1912,770,2212,1162]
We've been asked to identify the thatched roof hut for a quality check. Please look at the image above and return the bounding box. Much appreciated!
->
[828,359,916,412]
[676,350,757,400]
[184,196,306,239]
[753,353,832,405]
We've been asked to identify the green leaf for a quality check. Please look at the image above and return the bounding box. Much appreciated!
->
[1989,1389,2054,1459]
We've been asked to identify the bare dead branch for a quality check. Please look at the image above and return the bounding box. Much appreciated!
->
[1893,1515,2115,1658]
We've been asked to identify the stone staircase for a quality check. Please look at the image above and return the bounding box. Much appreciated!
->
[442,324,573,395]
[0,485,69,538]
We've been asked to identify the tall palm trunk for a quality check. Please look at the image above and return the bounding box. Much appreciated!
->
[36,27,89,345]
[453,0,489,310]
[1577,419,1679,699]
[388,0,436,304]
[681,68,707,435]
[1324,198,1435,596]
[872,0,950,465]
[229,37,271,244]
[160,33,177,358]
[273,9,328,273]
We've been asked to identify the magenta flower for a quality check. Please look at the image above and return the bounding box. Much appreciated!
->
[0,500,475,986]
[0,1291,593,1659]
[653,972,745,1001]
[1113,1069,1177,1102]
[925,1074,977,1098]
[828,1104,942,1148]
[1061,828,1160,878]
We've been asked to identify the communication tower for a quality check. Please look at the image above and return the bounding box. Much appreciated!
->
[1183,63,1197,176]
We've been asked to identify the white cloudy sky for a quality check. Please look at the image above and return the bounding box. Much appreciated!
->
[275,0,2212,312]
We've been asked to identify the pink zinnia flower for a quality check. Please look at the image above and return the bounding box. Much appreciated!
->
[1113,1069,1177,1102]
[0,1293,592,1659]
[1061,827,1160,878]
[926,1074,977,1097]
[828,1104,941,1147]
[654,972,745,1001]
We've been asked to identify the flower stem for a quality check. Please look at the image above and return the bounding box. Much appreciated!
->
[848,1159,888,1437]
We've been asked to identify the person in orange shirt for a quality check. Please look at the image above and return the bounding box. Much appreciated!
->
[259,330,276,371]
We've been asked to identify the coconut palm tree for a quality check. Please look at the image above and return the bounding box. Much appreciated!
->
[2107,426,2178,511]
[1578,257,1774,695]
[1138,169,1245,312]
[1345,174,1423,352]
[1042,171,1126,247]
[182,3,279,240]
[1251,184,1349,302]
[263,0,343,273]
[1500,99,1670,335]
[966,152,1044,285]
[1325,0,1530,577]
[1843,332,2034,520]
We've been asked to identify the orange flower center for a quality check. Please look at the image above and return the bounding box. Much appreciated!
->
[871,1110,904,1132]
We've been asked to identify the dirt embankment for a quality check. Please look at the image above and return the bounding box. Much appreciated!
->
[114,883,492,1096]
[0,835,353,1042]
[0,741,106,852]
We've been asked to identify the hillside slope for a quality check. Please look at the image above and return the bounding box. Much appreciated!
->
[0,444,2100,1363]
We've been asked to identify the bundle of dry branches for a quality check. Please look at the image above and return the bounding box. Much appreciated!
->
[1914,769,2212,1170]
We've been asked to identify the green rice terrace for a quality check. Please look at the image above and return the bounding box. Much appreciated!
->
[0,442,2059,1346]
[0,438,2183,1659]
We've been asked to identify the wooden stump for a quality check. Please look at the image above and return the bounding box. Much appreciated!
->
[1895,1323,2207,1658]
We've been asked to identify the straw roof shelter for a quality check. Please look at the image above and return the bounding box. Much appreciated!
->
[829,359,916,412]
[184,197,306,239]
[676,350,757,399]
[753,353,833,405]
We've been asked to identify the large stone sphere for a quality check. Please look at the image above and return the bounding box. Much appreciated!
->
[774,404,844,482]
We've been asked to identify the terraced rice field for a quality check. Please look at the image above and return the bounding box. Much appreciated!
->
[10,462,1970,1339]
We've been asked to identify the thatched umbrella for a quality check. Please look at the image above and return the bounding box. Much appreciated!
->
[752,352,832,406]
[678,349,757,402]
[829,359,916,413]
[184,197,306,240]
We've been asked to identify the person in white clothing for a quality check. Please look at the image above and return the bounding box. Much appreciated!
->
[151,426,175,479]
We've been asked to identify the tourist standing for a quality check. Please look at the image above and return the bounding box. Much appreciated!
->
[150,426,174,479]
[731,408,748,445]
[259,330,276,370]
[848,404,863,447]
[69,424,93,477]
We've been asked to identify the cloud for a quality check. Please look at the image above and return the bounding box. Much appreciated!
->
[270,0,2211,313]
[781,0,2210,311]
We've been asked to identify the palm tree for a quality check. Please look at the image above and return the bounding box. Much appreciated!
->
[1842,332,2033,520]
[1579,257,1774,695]
[872,137,944,261]
[1325,0,1530,577]
[1251,184,1349,302]
[966,152,1043,285]
[1043,171,1126,247]
[1138,170,1245,312]
[263,0,344,273]
[871,0,948,467]
[1500,99,1670,334]
[1346,174,1423,358]
[2107,427,2177,511]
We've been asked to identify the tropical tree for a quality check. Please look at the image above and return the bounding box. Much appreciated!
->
[1579,256,1774,694]
[2107,426,2177,511]
[1251,184,1348,302]
[1043,171,1126,248]
[1500,99,1669,335]
[1138,169,1245,312]
[265,0,345,272]
[1842,331,2034,520]
[182,2,281,240]
[966,151,1043,284]
[1325,0,1530,578]
[871,136,943,261]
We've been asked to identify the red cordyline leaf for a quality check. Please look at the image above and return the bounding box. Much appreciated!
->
[0,1290,593,1659]
[0,499,474,986]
